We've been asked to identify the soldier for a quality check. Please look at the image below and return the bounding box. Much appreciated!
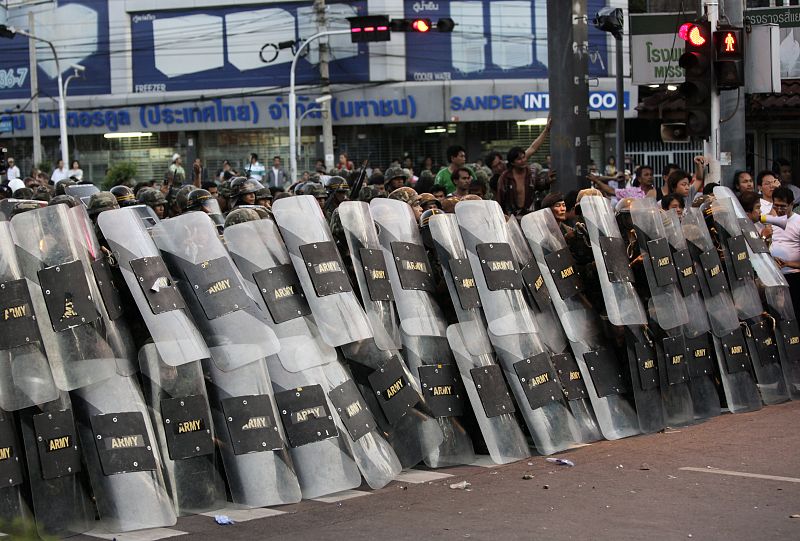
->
[138,187,168,220]
[357,184,385,203]
[388,186,422,220]
[384,167,408,192]
[217,179,232,213]
[418,192,442,211]
[55,179,76,196]
[229,176,265,209]
[110,185,137,208]
[173,184,198,217]
[86,192,120,224]
[307,184,328,212]
[224,207,262,228]
[326,176,350,210]
[255,187,273,209]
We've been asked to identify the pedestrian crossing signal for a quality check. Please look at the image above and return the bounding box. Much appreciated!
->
[714,28,744,90]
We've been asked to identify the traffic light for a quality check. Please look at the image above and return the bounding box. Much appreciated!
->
[347,15,391,43]
[390,18,455,33]
[714,28,744,90]
[678,21,713,138]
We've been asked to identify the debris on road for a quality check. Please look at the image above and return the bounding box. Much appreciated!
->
[522,473,535,480]
[790,514,800,519]
[543,484,550,489]
[449,481,471,490]
[546,458,575,467]
[214,515,235,525]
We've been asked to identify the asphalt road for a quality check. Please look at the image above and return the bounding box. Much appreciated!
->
[74,400,800,541]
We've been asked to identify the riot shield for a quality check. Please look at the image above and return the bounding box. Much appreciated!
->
[370,198,475,467]
[64,184,99,207]
[225,219,402,491]
[0,221,59,411]
[138,344,226,515]
[11,205,122,391]
[152,212,280,371]
[98,208,209,367]
[579,195,648,326]
[274,195,445,470]
[18,394,94,538]
[521,209,641,439]
[128,204,161,229]
[0,408,30,525]
[455,200,581,454]
[681,208,762,413]
[71,372,176,532]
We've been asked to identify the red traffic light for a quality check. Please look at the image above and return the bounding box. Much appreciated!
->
[679,22,707,46]
[411,18,431,32]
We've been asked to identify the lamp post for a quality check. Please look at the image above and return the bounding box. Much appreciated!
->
[289,29,350,185]
[593,8,625,176]
[296,94,332,161]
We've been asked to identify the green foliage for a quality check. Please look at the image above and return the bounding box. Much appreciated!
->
[36,160,52,175]
[103,161,138,190]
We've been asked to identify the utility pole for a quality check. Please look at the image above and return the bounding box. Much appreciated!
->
[28,11,41,168]
[315,0,335,173]
[719,0,745,183]
[704,0,721,184]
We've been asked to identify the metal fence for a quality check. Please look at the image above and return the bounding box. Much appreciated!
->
[625,141,703,188]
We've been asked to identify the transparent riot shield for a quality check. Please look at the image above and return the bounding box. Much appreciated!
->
[0,221,59,411]
[138,344,226,515]
[71,372,176,532]
[64,184,99,207]
[0,408,30,525]
[152,212,280,372]
[579,195,648,326]
[274,196,445,470]
[98,208,209,367]
[660,209,722,421]
[225,219,401,491]
[370,198,475,467]
[11,205,122,391]
[455,200,581,454]
[521,210,641,439]
[505,217,602,443]
[18,394,94,538]
[681,208,762,413]
[67,205,138,377]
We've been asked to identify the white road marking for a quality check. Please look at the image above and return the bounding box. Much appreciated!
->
[679,467,800,483]
[394,469,454,484]
[312,489,372,503]
[86,528,187,540]
[199,507,287,522]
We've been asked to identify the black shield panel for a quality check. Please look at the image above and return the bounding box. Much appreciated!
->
[513,353,563,410]
[634,341,659,391]
[551,353,588,401]
[253,264,311,324]
[598,236,633,283]
[749,319,780,367]
[33,409,81,480]
[358,248,394,302]
[520,263,551,311]
[0,413,23,487]
[130,256,185,315]
[299,241,353,296]
[220,395,284,455]
[647,237,678,287]
[738,219,769,254]
[182,257,249,320]
[449,258,481,309]
[779,319,800,361]
[0,279,42,349]
[275,385,338,448]
[91,258,124,320]
[418,364,466,418]
[368,356,421,425]
[583,348,629,397]
[720,328,750,374]
[475,243,523,291]
[160,395,214,461]
[328,380,377,441]
[544,248,580,300]
[469,364,516,418]
[726,235,753,281]
[38,260,99,332]
[390,241,435,292]
[685,334,715,378]
[90,412,156,476]
[672,248,700,296]
[662,335,689,385]
[698,249,728,296]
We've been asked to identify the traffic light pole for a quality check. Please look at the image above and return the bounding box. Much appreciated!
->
[705,0,722,184]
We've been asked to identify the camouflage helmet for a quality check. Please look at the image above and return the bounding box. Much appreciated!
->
[224,208,262,228]
[387,187,419,205]
[358,185,384,203]
[138,187,167,208]
[175,185,198,212]
[441,196,460,213]
[327,176,349,192]
[185,189,214,211]
[474,168,490,185]
[230,176,264,199]
[419,207,445,229]
[12,188,34,200]
[255,187,272,201]
[237,204,273,220]
[384,166,408,183]
[418,169,435,184]
[87,192,120,217]
[110,185,137,207]
[49,194,80,208]
[218,179,232,200]
[417,192,442,210]
[55,179,76,196]
[303,183,327,199]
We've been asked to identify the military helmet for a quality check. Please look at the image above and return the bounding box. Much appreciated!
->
[358,185,384,203]
[441,196,460,213]
[175,185,197,212]
[419,207,445,229]
[185,189,214,211]
[231,177,264,198]
[55,179,76,196]
[255,187,272,201]
[110,185,137,207]
[224,208,261,228]
[12,187,34,200]
[236,204,273,220]
[138,187,167,208]
[417,192,442,210]
[87,191,120,217]
[218,179,232,200]
[387,187,419,205]
[327,176,349,192]
[49,194,80,208]
[384,166,408,182]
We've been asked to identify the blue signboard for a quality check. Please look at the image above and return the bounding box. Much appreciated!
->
[404,0,610,81]
[0,0,111,100]
[130,1,370,93]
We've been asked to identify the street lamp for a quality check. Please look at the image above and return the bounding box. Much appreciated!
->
[0,24,70,170]
[296,94,332,161]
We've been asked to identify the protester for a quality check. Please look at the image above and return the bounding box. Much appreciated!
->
[758,170,780,215]
[770,186,800,309]
[51,160,69,184]
[733,170,754,194]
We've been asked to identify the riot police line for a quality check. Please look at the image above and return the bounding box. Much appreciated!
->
[0,181,798,538]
